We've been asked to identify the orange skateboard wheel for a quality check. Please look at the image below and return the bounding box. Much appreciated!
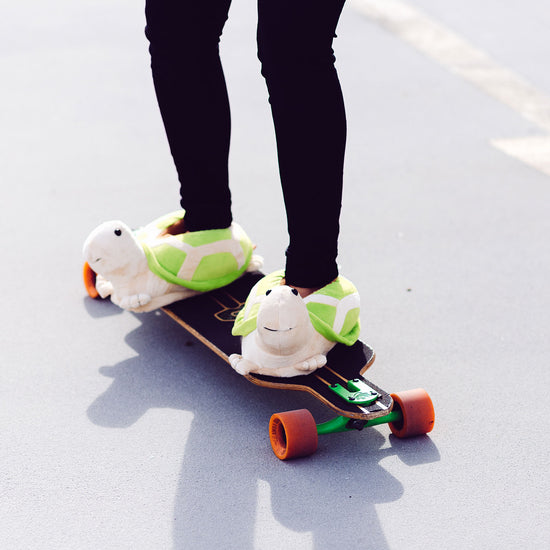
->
[389,388,435,438]
[83,262,99,299]
[269,409,318,460]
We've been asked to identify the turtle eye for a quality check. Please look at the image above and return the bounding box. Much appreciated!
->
[265,289,272,296]
[114,228,122,236]
[291,288,299,296]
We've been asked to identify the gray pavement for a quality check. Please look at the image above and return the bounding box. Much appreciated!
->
[2,1,549,548]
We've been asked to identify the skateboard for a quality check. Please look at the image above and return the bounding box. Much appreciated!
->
[84,266,435,460]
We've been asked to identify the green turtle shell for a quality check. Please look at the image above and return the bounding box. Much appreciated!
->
[232,270,361,346]
[137,211,254,292]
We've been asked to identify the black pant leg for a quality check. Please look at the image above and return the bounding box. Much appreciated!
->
[145,0,233,230]
[257,0,347,288]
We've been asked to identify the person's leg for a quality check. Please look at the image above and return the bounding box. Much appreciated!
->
[145,0,233,231]
[257,0,347,290]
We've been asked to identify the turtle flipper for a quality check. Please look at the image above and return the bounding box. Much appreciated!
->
[113,293,152,311]
[229,354,256,376]
[295,354,327,372]
[95,275,113,298]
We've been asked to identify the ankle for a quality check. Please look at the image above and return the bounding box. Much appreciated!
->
[160,217,187,237]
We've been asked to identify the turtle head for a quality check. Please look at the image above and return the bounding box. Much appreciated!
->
[256,286,311,355]
[83,220,143,278]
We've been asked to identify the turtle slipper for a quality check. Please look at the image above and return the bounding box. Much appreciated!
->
[137,210,261,292]
[82,210,262,312]
[229,270,361,377]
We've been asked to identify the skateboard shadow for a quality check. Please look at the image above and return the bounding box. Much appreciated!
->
[82,295,124,319]
[87,310,440,549]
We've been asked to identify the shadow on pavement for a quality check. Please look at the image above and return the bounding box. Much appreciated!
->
[87,307,440,549]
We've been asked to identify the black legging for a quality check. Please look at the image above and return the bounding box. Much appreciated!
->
[145,0,347,288]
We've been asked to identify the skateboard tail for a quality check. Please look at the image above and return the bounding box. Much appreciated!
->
[269,388,434,460]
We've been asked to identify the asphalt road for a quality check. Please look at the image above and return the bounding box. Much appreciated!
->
[2,1,549,548]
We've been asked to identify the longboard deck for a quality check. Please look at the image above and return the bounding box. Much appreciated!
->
[163,272,393,420]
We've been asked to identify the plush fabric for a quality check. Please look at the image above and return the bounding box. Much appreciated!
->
[82,210,261,312]
[138,211,255,292]
[229,270,361,377]
[232,270,360,345]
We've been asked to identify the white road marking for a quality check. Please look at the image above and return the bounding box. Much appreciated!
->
[351,0,550,176]
[491,136,550,177]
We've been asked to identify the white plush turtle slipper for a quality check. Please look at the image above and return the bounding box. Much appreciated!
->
[82,210,262,312]
[229,270,360,377]
[137,210,262,292]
